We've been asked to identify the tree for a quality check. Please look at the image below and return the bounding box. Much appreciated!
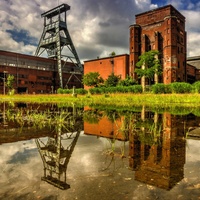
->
[6,74,15,95]
[105,73,121,87]
[118,75,137,86]
[135,50,162,91]
[109,51,116,56]
[82,72,104,87]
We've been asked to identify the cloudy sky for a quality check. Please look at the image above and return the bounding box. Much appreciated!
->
[0,0,200,63]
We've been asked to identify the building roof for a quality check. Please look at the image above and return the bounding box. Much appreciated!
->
[135,4,185,20]
[187,56,200,70]
[0,49,54,63]
[187,56,200,61]
[84,54,129,63]
[0,49,75,66]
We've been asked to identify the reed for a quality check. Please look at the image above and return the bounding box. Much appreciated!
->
[0,93,200,108]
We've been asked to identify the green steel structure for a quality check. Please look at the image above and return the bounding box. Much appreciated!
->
[35,4,83,88]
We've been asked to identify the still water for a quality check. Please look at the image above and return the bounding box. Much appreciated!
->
[0,103,200,200]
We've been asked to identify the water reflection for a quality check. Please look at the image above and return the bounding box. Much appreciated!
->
[83,107,192,190]
[35,124,80,190]
[0,102,83,190]
[129,111,186,190]
[0,102,200,199]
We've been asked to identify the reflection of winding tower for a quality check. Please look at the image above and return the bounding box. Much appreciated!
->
[35,4,83,88]
[35,126,80,190]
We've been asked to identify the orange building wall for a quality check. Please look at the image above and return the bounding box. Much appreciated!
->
[84,116,128,141]
[84,54,129,89]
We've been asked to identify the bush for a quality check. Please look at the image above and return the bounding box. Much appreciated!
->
[118,76,137,86]
[75,88,88,95]
[57,88,63,94]
[164,84,172,94]
[151,83,172,94]
[89,85,142,94]
[193,81,200,93]
[151,84,165,94]
[105,73,120,87]
[169,82,192,93]
[127,85,143,93]
[57,88,87,94]
[89,87,102,94]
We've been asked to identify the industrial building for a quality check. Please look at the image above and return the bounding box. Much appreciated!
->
[84,54,129,89]
[1,4,200,94]
[84,5,200,85]
[0,50,82,94]
[130,4,187,84]
[0,4,83,94]
[187,56,200,82]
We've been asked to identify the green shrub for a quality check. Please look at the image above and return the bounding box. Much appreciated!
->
[128,85,143,93]
[57,88,63,94]
[57,88,87,94]
[89,87,101,94]
[193,81,200,93]
[152,83,166,94]
[118,76,137,86]
[107,87,118,93]
[105,73,120,87]
[164,84,172,94]
[170,82,192,93]
[89,85,142,94]
[57,88,72,94]
[75,88,88,95]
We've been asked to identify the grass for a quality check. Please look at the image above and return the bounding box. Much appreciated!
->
[1,93,200,108]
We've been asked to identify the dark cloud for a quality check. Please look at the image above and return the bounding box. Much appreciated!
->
[99,22,111,28]
[78,45,103,61]
[95,31,129,49]
[66,0,138,60]
[0,0,199,61]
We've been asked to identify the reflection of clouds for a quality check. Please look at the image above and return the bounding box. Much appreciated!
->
[0,139,37,164]
[0,139,42,192]
[68,134,104,174]
[186,139,200,162]
[80,154,92,167]
[7,148,38,164]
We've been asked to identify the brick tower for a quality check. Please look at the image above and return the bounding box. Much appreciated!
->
[129,5,187,84]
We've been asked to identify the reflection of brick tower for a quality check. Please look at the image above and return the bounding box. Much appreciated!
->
[129,111,186,190]
[130,5,186,84]
[35,4,83,88]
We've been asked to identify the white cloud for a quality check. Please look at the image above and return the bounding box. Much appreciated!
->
[0,0,199,62]
[181,10,200,57]
[187,32,200,57]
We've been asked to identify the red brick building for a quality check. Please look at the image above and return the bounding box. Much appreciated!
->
[84,5,195,86]
[84,54,129,89]
[0,50,82,94]
[187,56,200,82]
[130,5,187,84]
[186,63,196,83]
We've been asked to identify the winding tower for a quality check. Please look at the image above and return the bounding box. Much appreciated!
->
[35,4,83,88]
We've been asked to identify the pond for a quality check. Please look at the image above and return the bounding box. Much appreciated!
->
[0,102,200,200]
